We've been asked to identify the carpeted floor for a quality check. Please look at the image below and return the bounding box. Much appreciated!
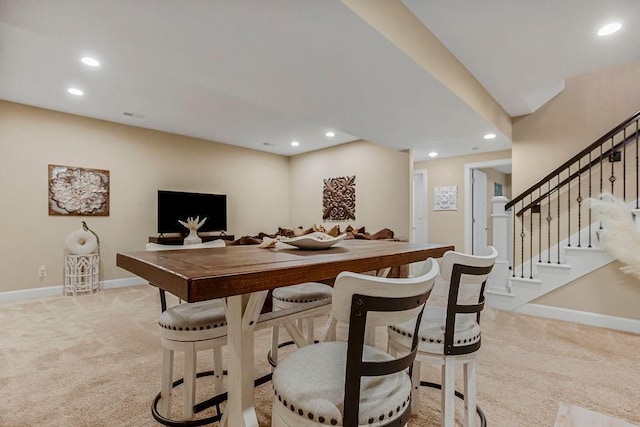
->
[0,285,638,426]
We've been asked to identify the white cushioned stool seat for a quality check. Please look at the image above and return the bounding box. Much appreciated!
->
[158,299,227,341]
[272,342,411,426]
[272,282,332,304]
[388,306,480,354]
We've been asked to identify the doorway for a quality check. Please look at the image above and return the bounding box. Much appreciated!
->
[471,169,488,255]
[464,159,511,254]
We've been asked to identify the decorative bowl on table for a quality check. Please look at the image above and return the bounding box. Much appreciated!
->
[281,232,346,250]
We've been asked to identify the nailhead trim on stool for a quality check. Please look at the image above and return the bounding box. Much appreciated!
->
[272,282,332,305]
[158,299,227,340]
[388,305,481,353]
[272,342,411,426]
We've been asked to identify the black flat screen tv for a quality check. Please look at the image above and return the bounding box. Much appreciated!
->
[157,190,227,234]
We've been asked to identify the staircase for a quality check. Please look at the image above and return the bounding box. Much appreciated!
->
[484,109,640,329]
[486,217,614,311]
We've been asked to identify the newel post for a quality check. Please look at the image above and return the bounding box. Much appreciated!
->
[487,196,511,294]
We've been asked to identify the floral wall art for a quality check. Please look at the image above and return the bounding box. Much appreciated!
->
[433,186,458,211]
[322,175,356,221]
[48,164,110,216]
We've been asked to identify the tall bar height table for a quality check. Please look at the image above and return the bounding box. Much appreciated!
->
[117,239,454,427]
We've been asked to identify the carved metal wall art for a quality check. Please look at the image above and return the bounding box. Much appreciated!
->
[433,186,458,211]
[323,175,355,221]
[48,164,110,216]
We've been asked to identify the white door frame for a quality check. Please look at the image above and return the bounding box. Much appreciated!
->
[464,158,511,254]
[471,168,488,255]
[412,169,428,243]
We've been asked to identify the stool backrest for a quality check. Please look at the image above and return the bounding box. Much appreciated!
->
[440,246,497,355]
[335,259,438,426]
[332,258,439,327]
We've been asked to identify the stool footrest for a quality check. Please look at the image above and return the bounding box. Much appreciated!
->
[151,370,274,426]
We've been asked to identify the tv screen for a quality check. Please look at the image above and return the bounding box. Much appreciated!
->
[157,190,227,234]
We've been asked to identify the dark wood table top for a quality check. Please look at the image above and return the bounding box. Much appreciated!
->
[116,240,454,302]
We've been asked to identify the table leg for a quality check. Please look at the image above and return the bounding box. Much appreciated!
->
[225,292,267,427]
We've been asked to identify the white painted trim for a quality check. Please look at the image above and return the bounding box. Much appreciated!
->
[0,277,147,304]
[412,168,428,244]
[101,277,147,290]
[515,303,640,335]
[0,285,64,304]
[464,158,511,254]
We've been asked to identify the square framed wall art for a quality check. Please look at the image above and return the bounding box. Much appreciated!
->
[433,186,458,211]
[322,175,356,221]
[48,164,110,216]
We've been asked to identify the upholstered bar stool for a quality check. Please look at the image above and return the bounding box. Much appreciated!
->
[387,246,497,427]
[270,282,333,366]
[146,240,228,424]
[271,259,439,426]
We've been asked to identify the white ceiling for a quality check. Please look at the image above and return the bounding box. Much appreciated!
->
[1,1,638,161]
[404,0,640,117]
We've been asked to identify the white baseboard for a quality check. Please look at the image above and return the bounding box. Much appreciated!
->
[515,303,640,335]
[101,277,147,290]
[0,277,147,305]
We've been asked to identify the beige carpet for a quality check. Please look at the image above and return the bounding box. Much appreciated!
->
[554,403,639,427]
[0,285,638,426]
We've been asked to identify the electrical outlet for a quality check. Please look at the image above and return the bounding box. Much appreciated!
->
[38,265,47,278]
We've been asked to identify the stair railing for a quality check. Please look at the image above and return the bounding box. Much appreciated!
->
[505,109,640,279]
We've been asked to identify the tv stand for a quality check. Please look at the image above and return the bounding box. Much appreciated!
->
[149,234,235,245]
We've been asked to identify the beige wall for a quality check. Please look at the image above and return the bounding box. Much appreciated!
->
[512,61,640,194]
[289,140,411,239]
[535,262,640,321]
[512,61,640,318]
[0,101,290,292]
[414,150,511,251]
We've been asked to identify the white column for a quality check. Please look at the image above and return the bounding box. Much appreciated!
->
[487,196,511,294]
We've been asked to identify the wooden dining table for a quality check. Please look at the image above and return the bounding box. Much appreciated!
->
[117,239,453,427]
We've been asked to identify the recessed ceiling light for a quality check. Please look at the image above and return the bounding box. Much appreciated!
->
[325,131,335,137]
[428,152,438,158]
[67,87,84,96]
[81,57,100,67]
[291,141,300,147]
[598,22,622,36]
[484,133,496,140]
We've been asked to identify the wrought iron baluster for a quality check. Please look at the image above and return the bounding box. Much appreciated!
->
[557,175,561,264]
[512,202,516,277]
[600,144,603,195]
[547,181,552,263]
[529,194,533,279]
[520,202,525,278]
[567,165,571,247]
[610,136,616,194]
[623,127,627,200]
[577,158,582,247]
[600,144,603,229]
[636,120,639,209]
[589,151,593,247]
[538,188,542,262]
